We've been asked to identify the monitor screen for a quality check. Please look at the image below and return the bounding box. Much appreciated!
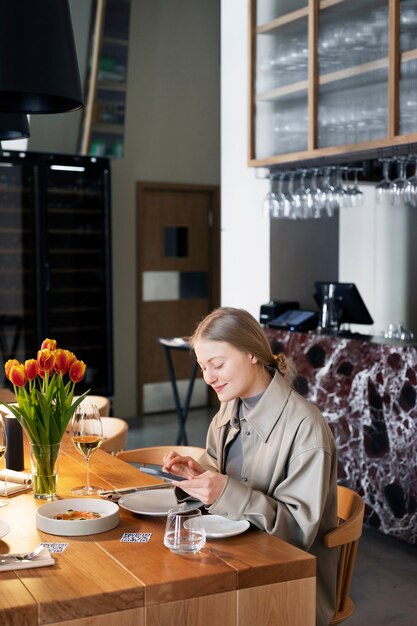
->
[313,282,374,326]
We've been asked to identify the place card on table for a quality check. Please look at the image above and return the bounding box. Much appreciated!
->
[120,532,152,543]
[41,542,69,553]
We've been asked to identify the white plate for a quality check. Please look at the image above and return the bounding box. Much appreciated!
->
[201,515,250,539]
[119,489,201,516]
[36,498,119,536]
[0,520,11,539]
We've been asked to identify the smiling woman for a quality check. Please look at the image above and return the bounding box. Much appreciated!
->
[163,307,338,626]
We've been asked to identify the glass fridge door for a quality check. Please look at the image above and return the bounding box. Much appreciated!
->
[0,158,39,382]
[44,161,113,395]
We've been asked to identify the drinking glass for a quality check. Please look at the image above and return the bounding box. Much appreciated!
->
[164,505,206,554]
[284,171,297,219]
[71,403,103,496]
[0,415,8,507]
[333,167,349,208]
[262,176,279,218]
[322,167,338,216]
[273,172,287,218]
[405,156,417,207]
[308,168,326,218]
[375,159,392,203]
[389,158,408,205]
[345,168,364,208]
[294,169,309,219]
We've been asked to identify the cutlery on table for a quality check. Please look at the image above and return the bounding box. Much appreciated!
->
[99,483,172,501]
[0,544,45,563]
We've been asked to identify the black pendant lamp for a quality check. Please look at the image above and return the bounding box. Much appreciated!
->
[0,0,83,114]
[0,114,30,141]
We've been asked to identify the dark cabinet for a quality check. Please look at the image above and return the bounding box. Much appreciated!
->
[0,150,113,395]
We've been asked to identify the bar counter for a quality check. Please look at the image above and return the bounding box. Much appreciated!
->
[0,438,316,626]
[265,327,417,545]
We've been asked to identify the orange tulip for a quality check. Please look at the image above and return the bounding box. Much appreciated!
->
[24,359,39,381]
[8,363,27,387]
[5,358,20,379]
[64,350,76,368]
[41,338,57,351]
[54,349,69,374]
[69,359,86,383]
[37,348,55,373]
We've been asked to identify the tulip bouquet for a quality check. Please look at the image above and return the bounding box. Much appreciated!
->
[2,339,89,498]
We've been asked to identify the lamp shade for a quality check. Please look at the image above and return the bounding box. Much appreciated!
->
[0,114,30,140]
[0,0,83,114]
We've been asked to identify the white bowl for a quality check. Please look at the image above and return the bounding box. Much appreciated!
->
[36,498,119,536]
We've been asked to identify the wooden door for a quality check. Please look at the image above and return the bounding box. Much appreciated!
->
[136,182,220,415]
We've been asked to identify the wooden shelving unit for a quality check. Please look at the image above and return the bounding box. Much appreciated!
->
[249,0,417,167]
[79,0,131,159]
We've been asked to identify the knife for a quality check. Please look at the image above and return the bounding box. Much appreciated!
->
[98,483,173,499]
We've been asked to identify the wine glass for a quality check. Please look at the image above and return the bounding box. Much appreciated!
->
[294,169,309,219]
[0,415,8,507]
[389,157,408,205]
[345,168,364,208]
[262,176,279,218]
[375,159,392,203]
[405,156,417,207]
[71,403,103,496]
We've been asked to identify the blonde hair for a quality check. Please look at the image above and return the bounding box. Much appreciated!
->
[190,307,294,382]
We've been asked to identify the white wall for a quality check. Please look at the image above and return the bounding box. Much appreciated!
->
[339,182,417,337]
[220,0,270,317]
[111,0,221,416]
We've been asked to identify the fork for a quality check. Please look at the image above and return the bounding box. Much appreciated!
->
[0,544,45,563]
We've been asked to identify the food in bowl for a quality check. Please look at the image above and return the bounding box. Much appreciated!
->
[52,509,102,521]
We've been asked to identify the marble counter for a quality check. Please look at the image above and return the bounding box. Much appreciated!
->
[265,328,417,544]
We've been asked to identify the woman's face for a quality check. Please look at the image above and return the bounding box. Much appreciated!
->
[194,338,266,402]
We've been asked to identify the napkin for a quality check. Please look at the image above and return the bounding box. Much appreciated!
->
[0,469,32,496]
[0,548,55,572]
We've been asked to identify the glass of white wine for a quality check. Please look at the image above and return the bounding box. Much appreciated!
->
[70,403,103,496]
[0,415,8,507]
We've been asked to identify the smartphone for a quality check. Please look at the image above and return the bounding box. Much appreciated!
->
[139,466,187,482]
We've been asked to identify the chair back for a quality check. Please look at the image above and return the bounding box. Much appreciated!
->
[74,395,111,417]
[0,387,15,404]
[100,417,129,454]
[116,445,205,465]
[323,485,365,625]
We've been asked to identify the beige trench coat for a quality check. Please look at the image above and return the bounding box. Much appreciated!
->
[198,371,338,626]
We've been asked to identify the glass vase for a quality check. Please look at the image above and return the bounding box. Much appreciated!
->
[29,442,61,500]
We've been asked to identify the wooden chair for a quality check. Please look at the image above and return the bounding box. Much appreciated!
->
[116,445,205,465]
[100,417,129,455]
[73,395,111,417]
[323,485,365,625]
[0,387,16,404]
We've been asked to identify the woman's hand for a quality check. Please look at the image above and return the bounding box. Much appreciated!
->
[163,451,227,505]
[173,470,227,506]
[162,452,205,479]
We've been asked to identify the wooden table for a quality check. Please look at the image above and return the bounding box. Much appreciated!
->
[0,438,316,626]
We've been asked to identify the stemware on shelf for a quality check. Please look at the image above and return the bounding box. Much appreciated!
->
[71,403,104,496]
[284,171,297,219]
[389,158,408,205]
[294,169,310,219]
[322,167,338,217]
[309,168,326,218]
[333,167,349,209]
[262,176,279,218]
[345,168,364,208]
[375,159,392,203]
[0,415,8,507]
[405,156,417,207]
